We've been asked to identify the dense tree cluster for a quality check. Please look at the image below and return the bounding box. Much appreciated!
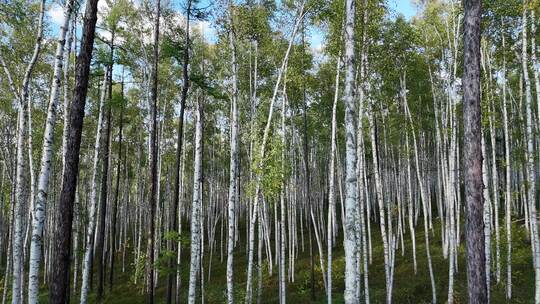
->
[0,0,539,303]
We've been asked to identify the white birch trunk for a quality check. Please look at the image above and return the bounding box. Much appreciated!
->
[481,132,492,302]
[12,108,28,304]
[27,1,74,301]
[500,31,512,299]
[522,10,540,303]
[404,86,436,304]
[188,95,203,304]
[342,0,359,303]
[4,0,45,302]
[244,4,305,302]
[80,70,109,304]
[327,55,341,304]
[226,1,239,301]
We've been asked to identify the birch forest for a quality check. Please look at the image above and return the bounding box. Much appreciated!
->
[0,0,539,302]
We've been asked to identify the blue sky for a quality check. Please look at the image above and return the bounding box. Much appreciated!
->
[46,0,417,52]
[309,0,416,52]
[392,0,416,20]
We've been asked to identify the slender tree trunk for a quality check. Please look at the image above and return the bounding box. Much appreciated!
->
[4,1,46,302]
[109,76,124,291]
[97,34,114,301]
[49,0,101,301]
[521,8,540,303]
[147,0,160,302]
[27,1,75,302]
[327,55,341,304]
[404,78,436,304]
[501,30,512,300]
[368,109,392,304]
[80,69,109,304]
[167,2,190,303]
[176,126,187,304]
[226,1,239,302]
[279,87,288,304]
[481,132,492,302]
[188,94,204,304]
[300,26,321,301]
[343,0,359,302]
[244,4,305,302]
[12,104,28,304]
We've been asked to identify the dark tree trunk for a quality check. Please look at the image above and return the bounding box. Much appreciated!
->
[97,32,115,298]
[109,76,124,291]
[300,25,315,302]
[147,0,160,303]
[463,0,487,303]
[167,2,190,303]
[97,64,113,301]
[49,0,100,302]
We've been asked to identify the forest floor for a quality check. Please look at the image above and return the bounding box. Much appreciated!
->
[2,219,535,303]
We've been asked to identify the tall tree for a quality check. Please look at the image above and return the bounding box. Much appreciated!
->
[187,93,204,304]
[343,0,359,302]
[226,0,239,303]
[500,29,512,300]
[147,0,161,303]
[243,3,305,302]
[521,8,540,302]
[96,76,112,302]
[109,75,124,290]
[97,31,115,302]
[79,69,109,304]
[462,0,487,303]
[49,0,101,301]
[327,55,341,304]
[166,1,191,303]
[27,0,75,302]
[0,1,45,302]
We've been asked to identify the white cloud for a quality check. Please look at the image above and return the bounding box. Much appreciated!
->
[47,2,64,26]
[97,0,112,26]
[311,41,325,54]
[195,20,217,43]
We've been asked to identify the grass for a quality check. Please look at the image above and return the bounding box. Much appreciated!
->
[1,219,536,303]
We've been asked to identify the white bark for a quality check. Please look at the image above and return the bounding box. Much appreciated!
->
[8,0,46,302]
[404,84,436,304]
[226,1,239,301]
[522,10,540,303]
[327,55,341,304]
[80,69,109,304]
[500,31,512,299]
[368,106,392,304]
[12,108,28,304]
[188,96,203,304]
[356,4,370,301]
[531,11,540,144]
[446,84,458,304]
[343,0,359,302]
[481,132,492,302]
[244,4,305,302]
[279,79,288,304]
[27,1,74,302]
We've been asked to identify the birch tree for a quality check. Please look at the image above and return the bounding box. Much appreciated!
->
[187,93,204,304]
[49,0,101,301]
[226,0,239,302]
[27,0,75,302]
[342,0,359,302]
[521,8,540,302]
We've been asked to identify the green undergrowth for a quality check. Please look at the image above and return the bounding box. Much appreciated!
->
[0,220,535,303]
